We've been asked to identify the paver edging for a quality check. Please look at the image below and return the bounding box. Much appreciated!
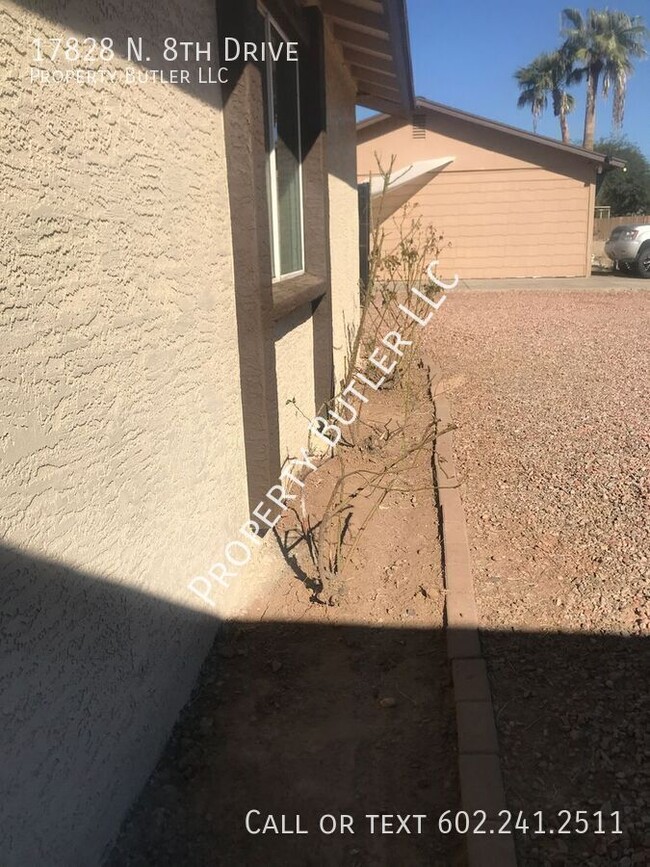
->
[427,363,518,867]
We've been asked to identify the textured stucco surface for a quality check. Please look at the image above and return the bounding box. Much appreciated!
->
[273,27,359,457]
[357,115,597,278]
[325,28,360,389]
[274,305,316,462]
[1,1,251,863]
[1,1,364,861]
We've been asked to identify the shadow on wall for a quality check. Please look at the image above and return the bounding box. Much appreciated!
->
[15,0,345,173]
[15,0,224,107]
[2,538,648,865]
[0,542,216,866]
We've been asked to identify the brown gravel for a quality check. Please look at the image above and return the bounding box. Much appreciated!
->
[426,281,650,866]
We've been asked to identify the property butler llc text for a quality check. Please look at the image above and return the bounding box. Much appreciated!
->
[30,36,298,86]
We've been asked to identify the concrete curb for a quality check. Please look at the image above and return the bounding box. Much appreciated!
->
[430,367,518,867]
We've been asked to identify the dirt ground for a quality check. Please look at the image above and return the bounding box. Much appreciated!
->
[108,363,463,867]
[426,281,650,866]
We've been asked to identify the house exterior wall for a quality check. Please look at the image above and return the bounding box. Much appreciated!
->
[275,306,316,460]
[0,1,249,863]
[216,0,282,509]
[1,0,364,861]
[357,114,598,279]
[273,21,359,459]
[325,27,360,390]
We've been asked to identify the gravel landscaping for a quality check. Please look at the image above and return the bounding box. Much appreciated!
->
[426,281,650,865]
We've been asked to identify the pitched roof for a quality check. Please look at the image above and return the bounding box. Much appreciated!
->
[358,96,626,167]
[323,0,414,115]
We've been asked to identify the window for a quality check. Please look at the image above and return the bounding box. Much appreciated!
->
[261,7,304,280]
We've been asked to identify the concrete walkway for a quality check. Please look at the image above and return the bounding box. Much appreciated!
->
[458,273,647,292]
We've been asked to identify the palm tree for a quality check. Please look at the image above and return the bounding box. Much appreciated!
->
[515,56,550,134]
[515,51,576,142]
[562,8,648,150]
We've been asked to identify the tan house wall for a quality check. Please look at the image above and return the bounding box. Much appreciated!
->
[2,1,362,861]
[1,1,250,863]
[357,114,598,279]
[275,306,316,460]
[325,27,361,389]
[274,26,360,458]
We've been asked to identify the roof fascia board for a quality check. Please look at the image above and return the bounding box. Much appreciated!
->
[415,98,622,165]
[356,100,625,166]
[384,0,414,113]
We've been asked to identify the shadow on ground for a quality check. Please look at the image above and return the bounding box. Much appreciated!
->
[106,620,649,867]
[1,543,648,866]
[107,616,462,867]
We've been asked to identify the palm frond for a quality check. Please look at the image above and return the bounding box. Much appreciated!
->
[561,8,584,31]
[560,8,648,144]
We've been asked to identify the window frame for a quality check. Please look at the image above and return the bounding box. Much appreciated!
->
[259,2,306,283]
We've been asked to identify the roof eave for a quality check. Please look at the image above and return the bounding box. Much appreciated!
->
[602,157,627,171]
[414,98,623,166]
[320,0,414,116]
[356,97,628,168]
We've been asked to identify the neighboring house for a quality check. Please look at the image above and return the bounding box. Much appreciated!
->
[357,98,624,279]
[0,0,412,863]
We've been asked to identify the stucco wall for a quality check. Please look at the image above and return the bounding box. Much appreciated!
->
[357,114,597,278]
[0,1,250,863]
[273,25,359,459]
[325,27,360,388]
[274,306,316,461]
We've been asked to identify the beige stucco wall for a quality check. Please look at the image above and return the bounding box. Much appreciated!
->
[274,306,316,461]
[357,114,598,279]
[273,26,360,459]
[325,27,361,389]
[0,1,253,863]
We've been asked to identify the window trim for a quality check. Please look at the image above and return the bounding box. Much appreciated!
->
[260,3,306,283]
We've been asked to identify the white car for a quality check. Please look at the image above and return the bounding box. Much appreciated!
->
[604,224,650,278]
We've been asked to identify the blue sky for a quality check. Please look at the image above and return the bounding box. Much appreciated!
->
[379,0,650,153]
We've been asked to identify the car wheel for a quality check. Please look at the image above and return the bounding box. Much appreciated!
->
[618,261,634,274]
[635,244,650,279]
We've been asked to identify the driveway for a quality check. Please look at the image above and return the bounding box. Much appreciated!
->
[458,273,646,292]
[425,279,649,865]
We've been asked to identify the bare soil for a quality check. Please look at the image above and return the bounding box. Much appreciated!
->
[108,363,463,867]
